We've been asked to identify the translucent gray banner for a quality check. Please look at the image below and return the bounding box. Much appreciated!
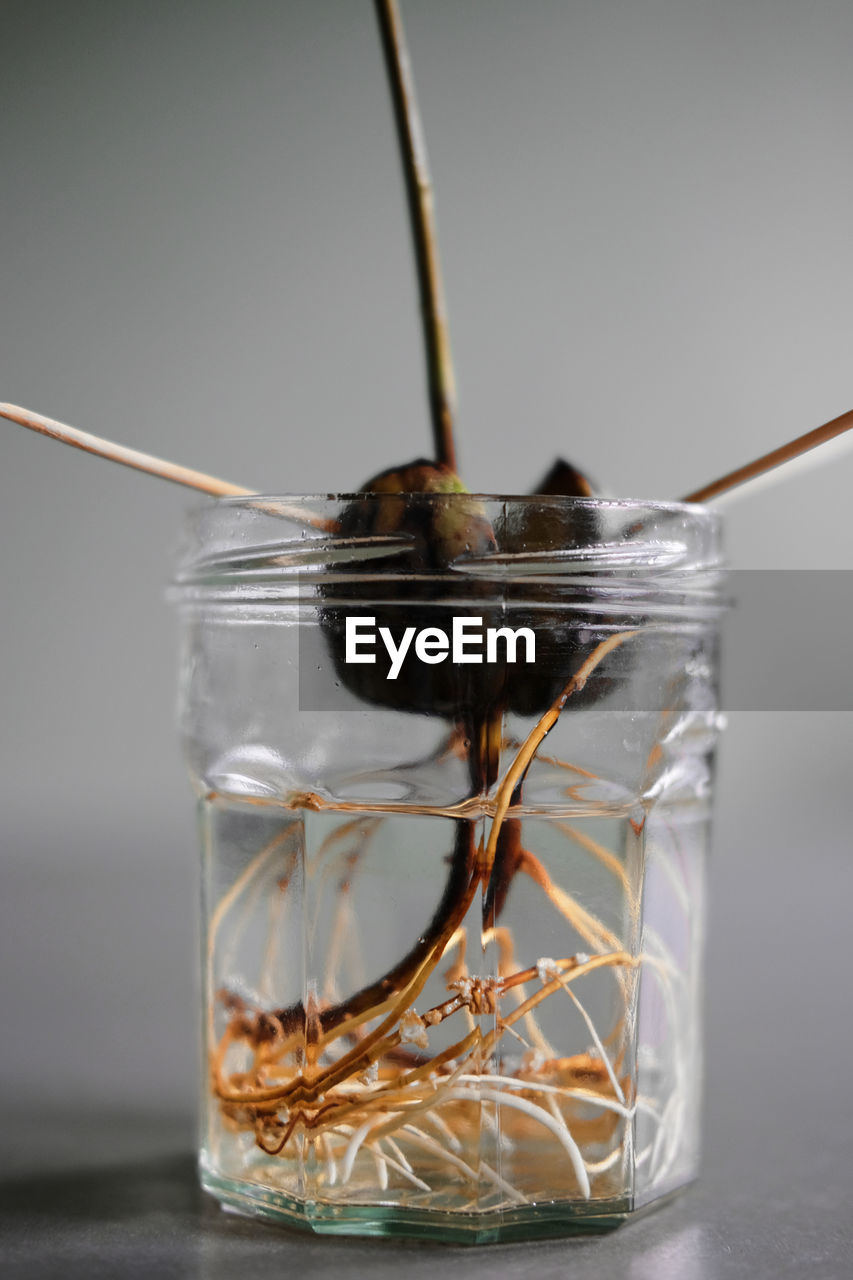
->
[720,570,853,711]
[297,571,853,713]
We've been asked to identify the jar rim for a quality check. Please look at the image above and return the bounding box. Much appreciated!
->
[193,493,714,514]
[171,493,726,609]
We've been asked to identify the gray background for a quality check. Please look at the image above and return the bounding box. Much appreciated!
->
[1,1,852,1274]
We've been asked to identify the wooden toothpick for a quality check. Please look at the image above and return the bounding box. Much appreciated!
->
[681,407,853,505]
[6,398,853,513]
[1,402,254,498]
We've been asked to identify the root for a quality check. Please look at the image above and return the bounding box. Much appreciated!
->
[204,625,699,1206]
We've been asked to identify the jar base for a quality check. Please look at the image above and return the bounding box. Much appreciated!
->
[199,1166,654,1244]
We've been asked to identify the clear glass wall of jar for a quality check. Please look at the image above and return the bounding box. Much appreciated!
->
[171,494,726,1244]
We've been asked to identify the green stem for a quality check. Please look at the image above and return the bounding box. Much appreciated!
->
[374,0,458,472]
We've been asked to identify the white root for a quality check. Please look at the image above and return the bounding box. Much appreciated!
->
[399,1125,528,1207]
[369,1141,431,1193]
[443,1086,590,1199]
[583,1147,622,1176]
[423,1110,463,1153]
[383,1133,415,1172]
[455,1073,635,1120]
[340,1115,385,1184]
[540,962,626,1106]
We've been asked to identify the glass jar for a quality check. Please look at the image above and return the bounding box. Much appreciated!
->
[171,494,726,1244]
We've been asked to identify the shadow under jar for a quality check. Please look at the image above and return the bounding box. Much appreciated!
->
[171,494,727,1244]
